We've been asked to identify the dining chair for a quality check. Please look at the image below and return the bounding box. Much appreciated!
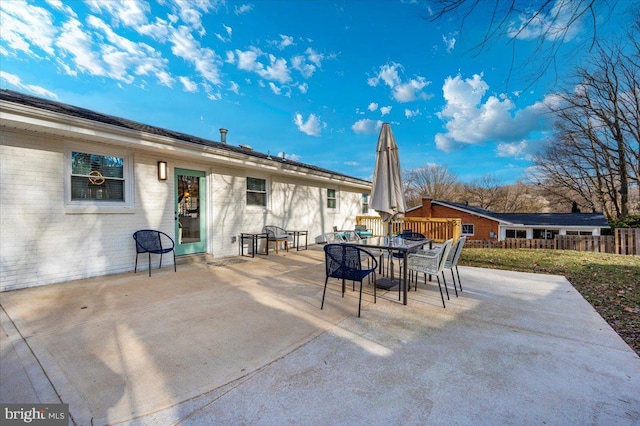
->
[444,236,467,292]
[321,244,378,317]
[389,231,427,282]
[407,238,453,308]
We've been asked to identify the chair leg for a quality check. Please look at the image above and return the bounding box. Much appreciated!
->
[321,277,329,310]
[442,272,450,299]
[456,266,462,291]
[436,275,446,308]
[451,269,459,294]
[135,253,139,273]
[373,272,377,304]
[148,252,151,277]
[173,251,177,272]
[358,280,363,317]
[447,271,458,297]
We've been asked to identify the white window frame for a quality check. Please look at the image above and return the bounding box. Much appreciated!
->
[461,223,474,236]
[64,144,134,213]
[327,188,338,210]
[246,176,269,210]
[361,193,369,214]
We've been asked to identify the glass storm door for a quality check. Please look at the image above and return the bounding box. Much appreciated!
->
[175,169,206,255]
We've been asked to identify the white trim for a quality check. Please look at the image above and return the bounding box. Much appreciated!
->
[245,174,270,212]
[64,142,134,213]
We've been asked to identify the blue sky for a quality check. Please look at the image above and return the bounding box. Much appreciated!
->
[0,0,633,183]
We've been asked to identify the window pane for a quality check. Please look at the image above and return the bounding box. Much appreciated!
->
[327,199,336,209]
[247,192,266,206]
[247,177,266,191]
[462,224,474,235]
[506,230,515,238]
[71,176,124,201]
[72,152,123,178]
[516,230,526,238]
[327,189,335,198]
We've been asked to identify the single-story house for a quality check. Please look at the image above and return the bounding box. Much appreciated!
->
[406,197,609,240]
[0,89,373,291]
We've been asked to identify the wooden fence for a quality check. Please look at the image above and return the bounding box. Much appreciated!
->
[465,228,639,255]
[355,216,461,243]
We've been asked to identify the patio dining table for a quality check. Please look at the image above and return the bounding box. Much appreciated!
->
[343,236,432,305]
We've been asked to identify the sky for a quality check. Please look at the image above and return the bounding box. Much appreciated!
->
[0,0,635,184]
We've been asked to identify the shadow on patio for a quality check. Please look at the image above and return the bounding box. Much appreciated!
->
[1,245,639,425]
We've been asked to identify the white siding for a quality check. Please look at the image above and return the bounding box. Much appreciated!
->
[1,128,369,291]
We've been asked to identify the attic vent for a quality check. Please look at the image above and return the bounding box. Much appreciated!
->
[239,144,253,151]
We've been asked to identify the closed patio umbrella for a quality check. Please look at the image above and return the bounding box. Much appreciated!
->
[370,123,406,231]
[370,123,407,293]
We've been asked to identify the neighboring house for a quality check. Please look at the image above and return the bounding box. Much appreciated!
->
[406,197,609,241]
[0,90,372,291]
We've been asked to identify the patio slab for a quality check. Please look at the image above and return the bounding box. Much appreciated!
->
[1,246,639,425]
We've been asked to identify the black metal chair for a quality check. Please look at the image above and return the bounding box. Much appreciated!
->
[133,230,176,276]
[389,231,427,284]
[321,244,378,317]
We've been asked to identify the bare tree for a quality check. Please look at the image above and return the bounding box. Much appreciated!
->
[403,164,461,207]
[460,175,502,209]
[428,0,624,90]
[534,37,640,219]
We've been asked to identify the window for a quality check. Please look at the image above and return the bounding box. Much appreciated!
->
[505,229,526,238]
[65,145,133,211]
[71,151,125,201]
[361,193,369,214]
[533,228,559,240]
[327,189,337,209]
[246,177,267,207]
[461,224,474,235]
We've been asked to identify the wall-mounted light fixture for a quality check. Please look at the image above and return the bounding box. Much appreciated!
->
[157,161,168,180]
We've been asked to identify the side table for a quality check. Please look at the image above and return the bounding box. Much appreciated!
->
[287,230,308,251]
[240,233,268,257]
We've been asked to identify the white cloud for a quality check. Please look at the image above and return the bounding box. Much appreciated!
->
[496,140,531,159]
[368,102,378,111]
[508,0,582,42]
[257,54,291,83]
[275,34,294,50]
[278,152,301,161]
[0,71,58,98]
[404,108,420,118]
[351,119,383,135]
[368,62,432,103]
[380,106,392,115]
[298,83,308,93]
[291,55,316,78]
[228,80,240,94]
[231,48,291,83]
[215,24,232,42]
[179,76,198,92]
[442,32,456,53]
[234,4,254,15]
[435,73,552,152]
[169,25,221,84]
[368,62,401,88]
[44,0,77,17]
[393,77,431,102]
[84,0,150,28]
[0,0,57,56]
[268,82,281,95]
[294,113,324,136]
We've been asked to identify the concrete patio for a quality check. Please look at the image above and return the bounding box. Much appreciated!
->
[1,245,639,425]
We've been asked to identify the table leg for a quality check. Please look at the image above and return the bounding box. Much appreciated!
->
[403,251,408,305]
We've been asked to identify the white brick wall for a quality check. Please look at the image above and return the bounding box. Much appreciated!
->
[1,129,371,291]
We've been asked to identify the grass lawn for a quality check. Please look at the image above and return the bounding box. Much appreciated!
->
[459,249,640,355]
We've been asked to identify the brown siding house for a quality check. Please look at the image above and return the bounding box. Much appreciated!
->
[406,198,608,241]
